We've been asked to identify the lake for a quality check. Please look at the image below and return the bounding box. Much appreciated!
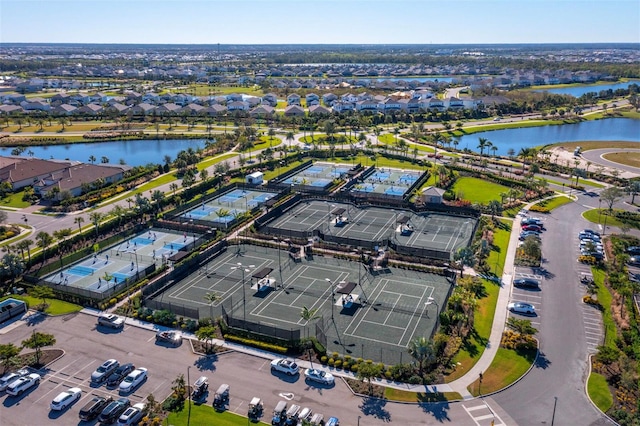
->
[1,138,206,167]
[455,118,640,156]
[534,80,640,97]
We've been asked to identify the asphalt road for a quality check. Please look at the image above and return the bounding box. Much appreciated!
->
[493,193,614,426]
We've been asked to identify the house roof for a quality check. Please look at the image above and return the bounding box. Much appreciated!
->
[0,157,72,184]
[421,186,445,196]
[35,163,126,193]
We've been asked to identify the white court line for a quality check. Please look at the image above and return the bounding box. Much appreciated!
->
[359,318,406,330]
[399,285,432,346]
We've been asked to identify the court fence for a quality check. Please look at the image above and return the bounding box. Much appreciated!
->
[221,302,302,343]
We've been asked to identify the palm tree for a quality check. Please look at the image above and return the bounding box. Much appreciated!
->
[203,292,221,320]
[36,231,53,263]
[101,156,109,164]
[16,239,32,264]
[73,216,84,235]
[285,131,295,151]
[88,155,96,164]
[407,336,436,378]
[477,137,491,156]
[89,211,103,239]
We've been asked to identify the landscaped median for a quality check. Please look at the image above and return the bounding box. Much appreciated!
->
[1,294,82,316]
[466,347,537,396]
[166,404,269,426]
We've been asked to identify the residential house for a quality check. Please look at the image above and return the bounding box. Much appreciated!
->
[104,102,129,115]
[21,100,51,112]
[420,186,445,204]
[287,93,301,106]
[446,97,464,110]
[331,102,355,113]
[378,98,402,113]
[76,104,103,116]
[249,105,274,118]
[156,103,182,115]
[355,99,378,112]
[180,103,205,115]
[52,104,77,115]
[426,98,445,112]
[0,157,72,191]
[0,105,24,115]
[129,103,156,116]
[203,104,227,116]
[227,101,249,112]
[262,93,278,107]
[308,105,331,116]
[322,93,338,106]
[284,105,305,117]
[34,163,127,200]
[305,93,320,106]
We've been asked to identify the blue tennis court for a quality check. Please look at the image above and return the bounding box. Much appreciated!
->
[186,209,211,218]
[370,171,391,181]
[399,174,419,184]
[307,166,325,174]
[68,265,95,276]
[131,237,154,245]
[385,186,406,196]
[312,179,332,187]
[253,193,274,203]
[113,272,132,281]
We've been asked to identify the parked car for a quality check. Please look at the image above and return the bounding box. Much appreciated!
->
[582,229,600,237]
[304,368,335,385]
[508,302,536,315]
[522,217,543,226]
[98,397,130,424]
[271,358,300,376]
[191,376,209,400]
[627,246,640,255]
[513,278,540,289]
[91,359,119,383]
[522,224,542,232]
[6,373,40,396]
[326,417,340,426]
[50,387,82,411]
[519,232,541,241]
[117,402,146,425]
[97,313,125,329]
[0,369,29,392]
[310,413,324,426]
[119,367,147,394]
[155,330,182,346]
[79,396,113,421]
[106,363,136,388]
[628,256,640,267]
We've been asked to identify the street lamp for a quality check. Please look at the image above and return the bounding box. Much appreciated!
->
[325,278,335,321]
[274,236,282,285]
[598,199,602,225]
[232,262,254,322]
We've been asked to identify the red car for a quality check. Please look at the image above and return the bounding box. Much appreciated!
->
[521,224,542,232]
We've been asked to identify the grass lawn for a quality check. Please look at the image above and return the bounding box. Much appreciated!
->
[108,173,178,204]
[452,177,508,204]
[384,388,462,402]
[544,140,640,152]
[532,195,573,212]
[197,152,238,171]
[592,268,617,347]
[166,404,269,426]
[445,219,509,382]
[467,348,537,396]
[583,209,640,231]
[3,294,82,316]
[602,151,640,168]
[587,371,613,413]
[1,190,31,209]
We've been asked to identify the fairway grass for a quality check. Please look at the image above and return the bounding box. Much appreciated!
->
[532,195,573,212]
[166,404,269,426]
[587,371,613,413]
[452,177,508,205]
[467,347,536,396]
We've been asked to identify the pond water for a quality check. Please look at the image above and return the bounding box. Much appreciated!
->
[534,80,640,97]
[455,118,640,156]
[1,138,206,167]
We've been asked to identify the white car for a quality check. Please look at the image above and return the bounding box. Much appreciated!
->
[97,314,125,329]
[50,387,82,411]
[119,367,147,393]
[304,368,335,385]
[91,359,119,383]
[117,402,147,425]
[0,369,29,392]
[6,373,41,396]
[270,358,299,376]
[508,302,536,315]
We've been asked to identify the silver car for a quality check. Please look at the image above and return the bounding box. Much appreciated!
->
[91,359,119,383]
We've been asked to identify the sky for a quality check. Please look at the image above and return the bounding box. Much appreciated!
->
[1,0,639,45]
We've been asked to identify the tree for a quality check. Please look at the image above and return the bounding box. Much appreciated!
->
[101,156,109,164]
[29,285,54,309]
[600,186,623,212]
[203,292,221,320]
[477,137,491,156]
[89,211,103,239]
[356,361,382,395]
[36,231,53,262]
[0,253,25,283]
[195,325,218,353]
[300,306,320,323]
[16,239,32,264]
[0,343,20,371]
[628,180,640,204]
[506,317,538,335]
[407,336,437,378]
[21,331,56,365]
[285,131,295,150]
[487,200,502,219]
[453,247,476,277]
[88,155,96,164]
[73,216,85,235]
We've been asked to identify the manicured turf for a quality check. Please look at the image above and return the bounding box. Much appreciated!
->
[445,219,509,382]
[587,371,613,413]
[467,348,536,396]
[3,294,82,316]
[166,404,269,425]
[583,209,640,231]
[602,151,640,168]
[1,190,31,209]
[452,177,508,204]
[532,195,573,212]
[592,268,617,347]
[384,388,462,402]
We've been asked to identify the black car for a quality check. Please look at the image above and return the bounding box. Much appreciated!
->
[98,397,130,424]
[627,246,640,256]
[78,395,113,421]
[105,363,135,388]
[513,278,540,289]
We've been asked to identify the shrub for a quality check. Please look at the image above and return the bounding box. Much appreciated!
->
[408,375,422,384]
[334,359,342,369]
[328,358,335,366]
[384,370,392,380]
[223,334,287,354]
[320,356,328,364]
[351,364,358,372]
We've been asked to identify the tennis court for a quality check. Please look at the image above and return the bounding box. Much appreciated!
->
[265,200,475,255]
[42,229,195,295]
[179,189,276,224]
[149,244,451,364]
[282,162,353,189]
[351,167,424,197]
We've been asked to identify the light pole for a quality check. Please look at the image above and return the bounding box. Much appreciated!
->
[232,262,254,322]
[187,366,191,426]
[598,199,602,225]
[274,236,282,286]
[325,278,335,321]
